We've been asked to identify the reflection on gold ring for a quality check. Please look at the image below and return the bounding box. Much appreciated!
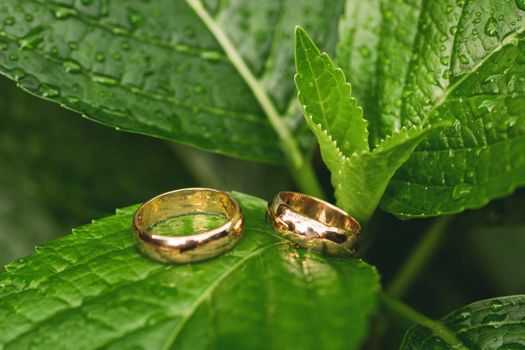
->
[133,188,244,263]
[267,191,361,257]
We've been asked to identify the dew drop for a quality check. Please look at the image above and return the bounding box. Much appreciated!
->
[359,46,371,58]
[478,99,497,112]
[484,17,498,37]
[452,184,472,200]
[53,6,75,19]
[11,67,25,80]
[65,95,80,104]
[184,28,195,38]
[456,310,471,321]
[128,10,144,29]
[449,25,458,35]
[200,50,222,62]
[490,299,504,312]
[9,53,18,61]
[194,85,204,93]
[459,55,469,64]
[113,52,122,61]
[95,51,105,62]
[38,83,60,97]
[91,73,118,86]
[120,40,130,51]
[62,60,81,73]
[68,42,78,51]
[4,16,15,25]
[24,14,34,22]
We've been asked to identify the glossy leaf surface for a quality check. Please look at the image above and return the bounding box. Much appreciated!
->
[295,27,442,223]
[401,295,525,349]
[338,0,525,217]
[0,193,379,349]
[0,0,343,164]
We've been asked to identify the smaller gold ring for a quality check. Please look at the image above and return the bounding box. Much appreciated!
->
[267,191,362,257]
[133,188,244,263]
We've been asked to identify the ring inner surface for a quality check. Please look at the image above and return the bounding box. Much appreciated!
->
[278,192,358,232]
[136,189,236,237]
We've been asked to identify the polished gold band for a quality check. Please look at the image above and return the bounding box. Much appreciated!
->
[267,191,362,257]
[133,188,244,263]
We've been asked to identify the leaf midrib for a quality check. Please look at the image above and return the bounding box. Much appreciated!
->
[38,0,227,61]
[186,0,304,167]
[162,241,287,349]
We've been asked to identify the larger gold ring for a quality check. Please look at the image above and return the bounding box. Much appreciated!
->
[133,188,244,263]
[267,192,362,257]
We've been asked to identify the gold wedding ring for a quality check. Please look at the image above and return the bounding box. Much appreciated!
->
[133,188,244,263]
[267,192,362,257]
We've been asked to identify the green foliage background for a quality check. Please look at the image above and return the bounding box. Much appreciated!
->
[1,0,525,349]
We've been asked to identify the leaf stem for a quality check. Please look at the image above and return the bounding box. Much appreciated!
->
[387,216,452,298]
[380,293,466,349]
[186,0,325,199]
[288,158,326,199]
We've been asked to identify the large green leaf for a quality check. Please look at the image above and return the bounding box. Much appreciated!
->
[0,192,380,349]
[0,76,194,265]
[338,0,525,217]
[401,295,525,349]
[0,0,344,164]
[294,27,443,223]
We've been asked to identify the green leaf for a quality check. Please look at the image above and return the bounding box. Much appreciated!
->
[0,76,194,265]
[295,27,369,157]
[338,0,525,217]
[334,126,444,224]
[294,27,442,223]
[0,0,344,164]
[336,0,381,144]
[0,192,380,349]
[401,295,525,349]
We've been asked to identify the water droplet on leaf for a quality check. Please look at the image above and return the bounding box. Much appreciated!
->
[484,17,498,37]
[95,52,105,62]
[63,60,81,73]
[128,10,144,29]
[452,184,472,200]
[459,55,469,64]
[4,16,15,25]
[490,299,504,312]
[38,83,60,97]
[92,73,118,86]
[53,6,76,19]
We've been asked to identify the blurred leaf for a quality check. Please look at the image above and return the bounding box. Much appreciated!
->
[401,295,525,349]
[459,190,525,295]
[0,0,344,164]
[170,144,292,199]
[0,77,194,264]
[0,192,379,350]
[338,0,525,217]
[294,27,441,223]
[468,224,525,295]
